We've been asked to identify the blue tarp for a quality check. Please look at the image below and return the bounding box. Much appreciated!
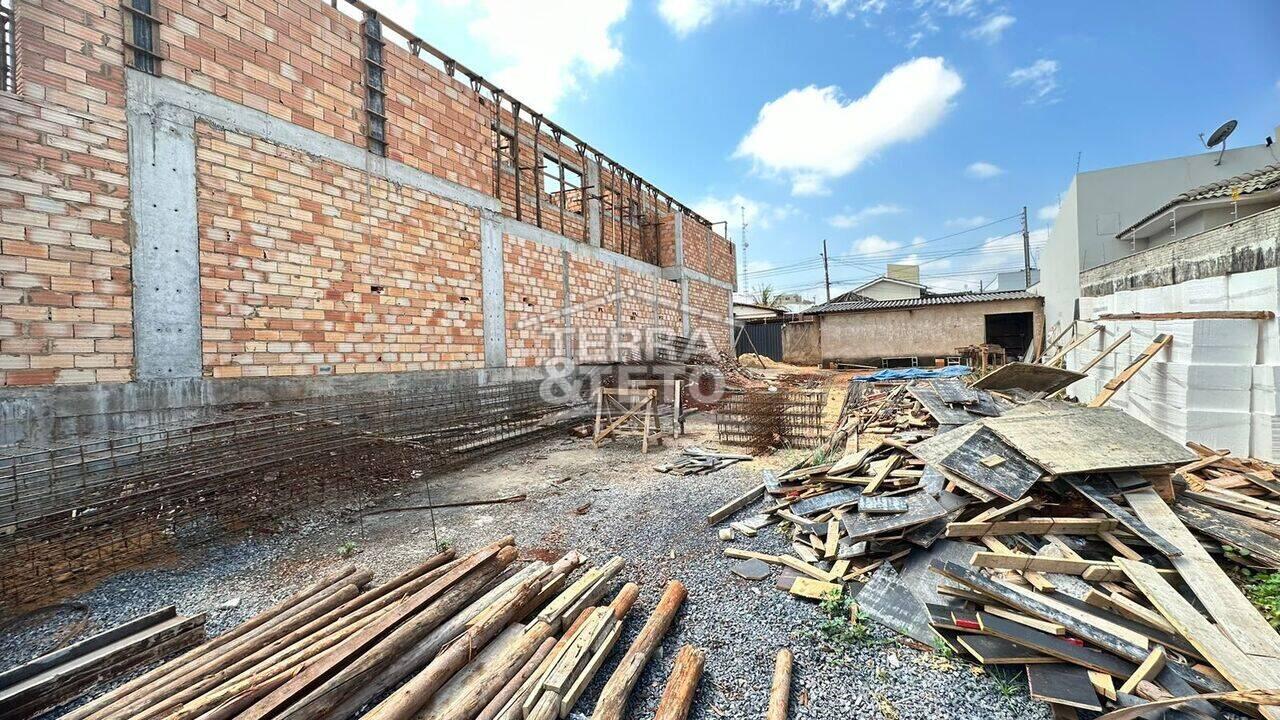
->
[862,366,972,382]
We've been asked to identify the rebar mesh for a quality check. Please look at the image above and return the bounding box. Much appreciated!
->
[0,380,574,609]
[715,389,827,452]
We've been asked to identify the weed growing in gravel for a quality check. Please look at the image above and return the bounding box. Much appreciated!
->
[337,540,358,558]
[930,635,955,659]
[437,539,453,552]
[811,589,875,653]
[990,670,1024,698]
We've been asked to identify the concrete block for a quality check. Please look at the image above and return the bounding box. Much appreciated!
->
[1171,275,1230,313]
[1251,412,1278,461]
[1152,319,1259,365]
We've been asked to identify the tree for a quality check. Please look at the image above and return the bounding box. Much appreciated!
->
[752,285,778,307]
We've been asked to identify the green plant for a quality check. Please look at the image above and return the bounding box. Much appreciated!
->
[815,589,873,649]
[1243,570,1280,628]
[991,670,1024,698]
[337,540,358,558]
[437,539,453,553]
[931,635,955,658]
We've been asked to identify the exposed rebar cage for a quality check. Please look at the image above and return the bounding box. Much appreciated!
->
[0,380,576,609]
[715,389,828,452]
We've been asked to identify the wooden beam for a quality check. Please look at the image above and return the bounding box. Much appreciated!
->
[1088,334,1171,407]
[946,518,1117,538]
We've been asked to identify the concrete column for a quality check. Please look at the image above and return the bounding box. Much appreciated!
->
[480,210,507,367]
[586,158,602,248]
[560,250,574,360]
[673,212,690,335]
[128,102,202,379]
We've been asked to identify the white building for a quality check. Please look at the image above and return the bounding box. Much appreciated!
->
[1039,139,1280,330]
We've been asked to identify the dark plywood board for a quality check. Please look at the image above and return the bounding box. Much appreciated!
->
[1174,498,1280,566]
[904,505,964,549]
[899,539,979,609]
[1045,590,1200,659]
[789,486,863,518]
[932,378,979,405]
[972,362,1084,394]
[940,427,1044,501]
[842,491,947,542]
[975,612,1136,677]
[930,561,1228,693]
[909,384,982,426]
[856,563,938,646]
[1063,476,1181,557]
[920,466,945,497]
[1027,663,1102,711]
[957,635,1055,664]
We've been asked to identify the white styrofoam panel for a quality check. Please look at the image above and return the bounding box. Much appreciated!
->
[1111,290,1137,315]
[1140,408,1252,455]
[1253,365,1280,415]
[1152,319,1260,365]
[1227,267,1280,312]
[1137,362,1252,413]
[1171,275,1230,313]
[1251,412,1278,462]
[1078,296,1096,320]
[1136,285,1175,314]
[1261,320,1280,365]
[1091,294,1113,317]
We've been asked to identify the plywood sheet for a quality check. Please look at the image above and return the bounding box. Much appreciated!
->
[941,427,1044,501]
[842,491,947,541]
[981,406,1196,475]
[856,563,937,645]
[972,362,1085,394]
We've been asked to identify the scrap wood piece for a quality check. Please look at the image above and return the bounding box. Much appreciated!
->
[969,552,1123,580]
[1117,646,1166,695]
[979,404,1196,475]
[842,491,947,542]
[766,649,792,720]
[590,580,686,720]
[593,388,662,453]
[1088,334,1172,408]
[1115,557,1280,720]
[940,427,1044,502]
[971,496,1035,524]
[864,454,902,495]
[367,494,527,515]
[706,483,765,525]
[1028,663,1103,712]
[1040,589,1200,660]
[1076,330,1132,376]
[975,613,1136,678]
[1045,325,1103,368]
[0,607,206,718]
[1125,487,1280,663]
[1064,477,1180,558]
[956,635,1055,664]
[652,645,705,720]
[1094,687,1280,720]
[788,486,863,518]
[972,362,1085,395]
[855,564,936,646]
[928,561,1227,693]
[789,577,842,600]
[982,607,1066,636]
[1173,498,1280,567]
[945,518,1118,538]
[859,495,908,515]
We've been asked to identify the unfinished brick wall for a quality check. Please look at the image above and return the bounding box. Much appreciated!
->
[688,279,731,352]
[196,124,484,377]
[0,0,732,388]
[503,234,564,368]
[1,0,133,386]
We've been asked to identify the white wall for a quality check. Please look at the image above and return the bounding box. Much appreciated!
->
[858,280,923,301]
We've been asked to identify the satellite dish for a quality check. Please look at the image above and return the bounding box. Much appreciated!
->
[1199,119,1237,166]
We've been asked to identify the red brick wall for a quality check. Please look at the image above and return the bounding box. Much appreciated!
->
[688,279,731,353]
[1,0,133,386]
[502,234,563,368]
[196,124,484,377]
[708,228,735,285]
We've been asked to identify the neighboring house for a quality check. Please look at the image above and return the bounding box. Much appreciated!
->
[997,269,1040,291]
[1039,140,1280,330]
[732,302,789,361]
[792,290,1044,367]
[1115,163,1280,246]
[732,302,786,323]
[846,276,929,301]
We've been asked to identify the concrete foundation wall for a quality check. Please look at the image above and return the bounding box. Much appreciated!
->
[815,297,1043,365]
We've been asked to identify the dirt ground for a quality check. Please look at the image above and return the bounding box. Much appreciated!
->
[2,382,1050,720]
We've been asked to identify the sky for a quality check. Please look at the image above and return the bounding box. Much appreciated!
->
[357,0,1280,302]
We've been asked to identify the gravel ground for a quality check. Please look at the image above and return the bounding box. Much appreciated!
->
[1,416,1053,720]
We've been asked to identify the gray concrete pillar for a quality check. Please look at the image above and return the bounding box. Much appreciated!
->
[480,210,507,367]
[586,158,602,248]
[128,102,202,379]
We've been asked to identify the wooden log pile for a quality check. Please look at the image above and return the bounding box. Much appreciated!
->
[711,373,1280,719]
[27,540,703,720]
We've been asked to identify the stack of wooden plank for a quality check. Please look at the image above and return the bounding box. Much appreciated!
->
[711,375,1280,719]
[655,447,752,476]
[26,540,702,720]
[0,607,205,719]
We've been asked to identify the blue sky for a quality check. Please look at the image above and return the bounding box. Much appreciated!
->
[364,0,1280,300]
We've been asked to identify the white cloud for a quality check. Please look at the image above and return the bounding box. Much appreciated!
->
[657,0,723,36]
[827,203,903,228]
[735,57,963,196]
[1037,204,1060,222]
[658,0,867,36]
[946,215,990,228]
[965,161,1003,179]
[850,235,901,256]
[1008,59,1060,104]
[911,235,926,246]
[966,14,1014,43]
[432,0,629,113]
[692,194,796,231]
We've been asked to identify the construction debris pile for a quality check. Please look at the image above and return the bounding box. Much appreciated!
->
[710,368,1280,719]
[12,539,700,720]
[655,447,752,476]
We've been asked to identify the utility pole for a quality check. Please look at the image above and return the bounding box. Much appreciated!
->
[1021,205,1032,289]
[822,239,831,301]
